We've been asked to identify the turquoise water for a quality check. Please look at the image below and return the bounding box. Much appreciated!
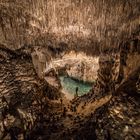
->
[59,76,93,96]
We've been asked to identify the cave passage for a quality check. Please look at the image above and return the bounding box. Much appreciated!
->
[60,76,93,98]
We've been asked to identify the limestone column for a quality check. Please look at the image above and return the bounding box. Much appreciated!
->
[94,54,115,98]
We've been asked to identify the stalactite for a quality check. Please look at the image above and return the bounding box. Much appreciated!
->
[0,0,139,51]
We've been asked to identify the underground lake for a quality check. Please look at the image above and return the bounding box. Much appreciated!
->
[59,76,93,98]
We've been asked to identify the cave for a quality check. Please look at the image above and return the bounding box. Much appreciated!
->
[0,0,140,140]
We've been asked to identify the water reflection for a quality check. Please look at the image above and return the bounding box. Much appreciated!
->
[60,76,93,97]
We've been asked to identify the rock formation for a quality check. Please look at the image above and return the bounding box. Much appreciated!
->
[51,52,99,82]
[0,44,62,139]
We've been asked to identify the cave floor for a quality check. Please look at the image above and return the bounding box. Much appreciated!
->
[35,94,111,139]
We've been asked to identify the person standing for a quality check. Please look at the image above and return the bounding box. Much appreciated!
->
[75,87,79,98]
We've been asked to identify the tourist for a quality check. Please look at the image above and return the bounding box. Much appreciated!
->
[75,87,79,98]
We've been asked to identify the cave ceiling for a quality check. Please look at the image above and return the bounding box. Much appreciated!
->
[0,0,139,49]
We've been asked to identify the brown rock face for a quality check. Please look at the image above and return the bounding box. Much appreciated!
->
[92,38,140,139]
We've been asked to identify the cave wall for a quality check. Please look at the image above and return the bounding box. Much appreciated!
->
[118,38,140,84]
[124,53,140,79]
[94,43,140,140]
[91,34,140,99]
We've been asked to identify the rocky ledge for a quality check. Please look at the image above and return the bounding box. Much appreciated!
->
[50,52,99,83]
